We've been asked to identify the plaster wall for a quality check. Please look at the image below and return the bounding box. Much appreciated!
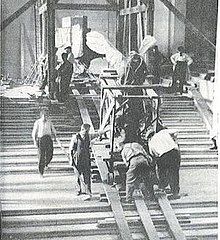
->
[1,0,36,79]
[1,0,116,79]
[154,0,186,57]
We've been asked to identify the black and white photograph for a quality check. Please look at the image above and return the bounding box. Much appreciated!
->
[0,0,219,239]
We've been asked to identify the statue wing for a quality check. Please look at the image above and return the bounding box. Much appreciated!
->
[86,31,126,76]
[138,35,157,56]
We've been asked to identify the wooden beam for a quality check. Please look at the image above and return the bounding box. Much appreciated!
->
[92,146,133,240]
[133,190,160,240]
[156,0,216,52]
[72,88,95,132]
[1,0,38,31]
[55,3,118,11]
[130,0,138,52]
[128,0,131,53]
[156,192,187,240]
[146,0,154,35]
[120,4,146,15]
[116,0,124,52]
[47,0,56,98]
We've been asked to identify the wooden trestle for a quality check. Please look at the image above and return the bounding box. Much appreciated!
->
[69,77,187,240]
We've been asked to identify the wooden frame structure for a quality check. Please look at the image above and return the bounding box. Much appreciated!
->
[99,76,161,156]
[1,0,216,90]
[31,0,155,97]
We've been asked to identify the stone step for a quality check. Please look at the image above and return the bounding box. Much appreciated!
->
[161,118,202,122]
[0,131,75,137]
[181,155,218,161]
[160,111,199,116]
[1,119,74,124]
[163,122,205,127]
[1,125,77,131]
[180,161,217,168]
[0,138,72,145]
[0,149,66,157]
[161,102,194,106]
[160,107,196,111]
[177,129,209,135]
[1,143,71,151]
[180,148,217,155]
[177,135,210,140]
[1,219,218,240]
[178,142,212,148]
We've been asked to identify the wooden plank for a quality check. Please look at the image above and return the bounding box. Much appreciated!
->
[92,145,133,240]
[89,89,100,115]
[133,190,160,240]
[156,192,187,240]
[55,3,118,11]
[130,0,138,52]
[72,89,95,132]
[137,0,143,48]
[128,0,131,53]
[47,0,56,97]
[102,84,163,89]
[120,4,146,15]
[100,101,115,131]
[116,0,124,52]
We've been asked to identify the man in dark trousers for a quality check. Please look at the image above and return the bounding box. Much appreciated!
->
[170,46,193,94]
[148,129,181,199]
[151,45,166,84]
[121,139,155,202]
[120,52,149,142]
[57,52,73,102]
[32,109,57,177]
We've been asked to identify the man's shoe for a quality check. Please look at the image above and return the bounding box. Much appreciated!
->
[77,191,82,196]
[167,194,181,200]
[210,146,217,150]
[83,195,91,201]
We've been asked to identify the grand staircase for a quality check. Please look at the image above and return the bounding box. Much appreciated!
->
[0,89,218,239]
[160,94,218,168]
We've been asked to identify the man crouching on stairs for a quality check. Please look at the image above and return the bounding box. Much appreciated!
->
[118,129,156,203]
[32,109,57,177]
[148,128,181,200]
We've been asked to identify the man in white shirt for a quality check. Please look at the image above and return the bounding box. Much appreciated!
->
[170,46,193,94]
[32,109,57,177]
[148,129,181,198]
